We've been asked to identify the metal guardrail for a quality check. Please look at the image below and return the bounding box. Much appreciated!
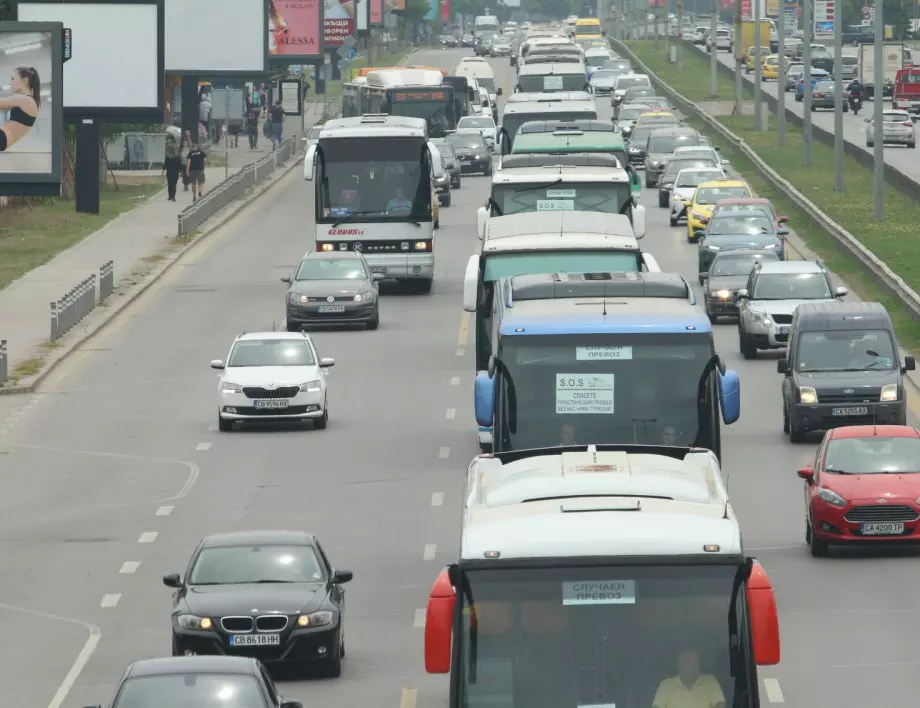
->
[613,39,920,326]
[0,339,7,386]
[100,260,115,300]
[46,260,117,344]
[176,134,305,238]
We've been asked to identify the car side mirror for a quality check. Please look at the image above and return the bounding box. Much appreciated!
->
[332,569,354,584]
[796,464,815,482]
[904,355,916,372]
[777,359,788,374]
[373,272,384,281]
[737,289,749,299]
[163,573,181,588]
[496,87,503,96]
[777,228,789,236]
[210,359,225,370]
[281,276,291,283]
[319,357,335,368]
[834,286,848,297]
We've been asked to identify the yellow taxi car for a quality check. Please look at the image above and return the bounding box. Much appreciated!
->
[634,110,680,130]
[743,46,757,73]
[761,54,785,80]
[685,180,752,242]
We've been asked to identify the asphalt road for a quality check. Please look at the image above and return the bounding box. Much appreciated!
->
[0,46,919,708]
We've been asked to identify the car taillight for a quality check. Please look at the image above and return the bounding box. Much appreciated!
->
[904,121,913,127]
[814,92,823,97]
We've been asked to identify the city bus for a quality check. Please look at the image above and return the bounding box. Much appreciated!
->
[471,271,741,457]
[359,68,456,138]
[574,17,604,38]
[303,115,444,293]
[424,444,781,708]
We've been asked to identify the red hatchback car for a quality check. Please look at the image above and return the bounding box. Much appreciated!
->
[797,425,920,556]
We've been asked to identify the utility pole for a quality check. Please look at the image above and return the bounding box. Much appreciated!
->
[223,87,229,181]
[754,0,765,130]
[777,1,786,144]
[678,0,684,70]
[733,0,743,115]
[833,0,844,190]
[802,0,812,165]
[654,0,660,51]
[710,0,718,96]
[873,0,885,220]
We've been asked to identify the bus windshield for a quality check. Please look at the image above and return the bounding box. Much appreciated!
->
[574,21,602,36]
[496,332,714,449]
[517,73,588,92]
[491,182,631,215]
[388,89,455,138]
[456,564,743,708]
[483,251,642,281]
[317,137,430,223]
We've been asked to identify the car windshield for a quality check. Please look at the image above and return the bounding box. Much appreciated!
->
[190,545,323,585]
[447,133,487,149]
[674,148,715,160]
[714,204,775,221]
[664,160,716,179]
[711,252,776,276]
[477,76,497,92]
[824,436,920,473]
[796,329,896,372]
[842,56,858,65]
[628,127,654,145]
[459,116,495,129]
[592,70,619,79]
[752,272,832,300]
[616,76,650,89]
[676,169,724,187]
[227,339,315,367]
[883,112,910,122]
[695,185,750,204]
[295,258,366,281]
[814,81,834,91]
[113,674,266,708]
[648,135,699,153]
[618,106,649,120]
[707,215,774,235]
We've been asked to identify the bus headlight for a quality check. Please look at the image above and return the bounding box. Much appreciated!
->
[319,243,334,252]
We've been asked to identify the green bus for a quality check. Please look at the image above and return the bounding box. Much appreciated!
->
[509,120,641,196]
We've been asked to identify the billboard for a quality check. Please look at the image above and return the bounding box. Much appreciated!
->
[357,0,368,31]
[17,0,164,123]
[0,23,62,196]
[387,0,406,12]
[324,0,354,46]
[165,0,266,73]
[813,0,834,38]
[269,0,322,59]
[440,0,450,21]
[370,0,383,24]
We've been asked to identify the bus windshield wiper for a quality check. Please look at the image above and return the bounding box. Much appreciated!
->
[514,178,563,194]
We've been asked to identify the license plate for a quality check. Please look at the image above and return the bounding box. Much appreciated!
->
[254,399,289,409]
[229,633,280,646]
[318,305,345,313]
[372,266,387,273]
[832,406,869,416]
[777,325,790,334]
[861,522,904,535]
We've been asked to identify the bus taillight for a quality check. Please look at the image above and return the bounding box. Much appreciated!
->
[747,560,780,666]
[424,568,455,673]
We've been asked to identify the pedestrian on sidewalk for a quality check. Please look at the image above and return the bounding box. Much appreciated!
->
[162,135,182,201]
[186,142,207,202]
[269,100,284,149]
[199,93,211,141]
[246,105,260,149]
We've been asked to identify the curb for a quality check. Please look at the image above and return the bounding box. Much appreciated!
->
[0,152,306,396]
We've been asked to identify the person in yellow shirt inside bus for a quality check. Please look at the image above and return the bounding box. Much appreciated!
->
[652,649,725,708]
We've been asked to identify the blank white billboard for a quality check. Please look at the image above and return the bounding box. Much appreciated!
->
[165,0,266,72]
[18,3,160,111]
[357,0,368,31]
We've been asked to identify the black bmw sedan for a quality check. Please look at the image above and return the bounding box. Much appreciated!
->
[164,530,353,678]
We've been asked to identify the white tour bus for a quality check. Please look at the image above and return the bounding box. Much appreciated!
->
[303,115,444,293]
[516,62,589,94]
[456,57,501,109]
[499,97,598,153]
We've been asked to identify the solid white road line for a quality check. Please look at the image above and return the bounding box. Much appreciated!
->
[450,376,461,386]
[423,544,437,561]
[207,424,218,431]
[413,608,426,628]
[120,561,140,574]
[46,627,101,708]
[438,446,450,459]
[195,442,212,451]
[100,594,121,608]
[138,532,158,543]
[763,678,785,703]
[445,408,456,420]
[156,505,174,516]
[456,348,465,357]
[431,492,444,506]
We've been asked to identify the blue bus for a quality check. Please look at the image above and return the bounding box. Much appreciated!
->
[474,271,740,460]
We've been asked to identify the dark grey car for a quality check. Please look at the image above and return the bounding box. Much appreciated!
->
[704,249,779,322]
[643,127,702,187]
[438,142,462,188]
[811,79,841,111]
[283,251,381,330]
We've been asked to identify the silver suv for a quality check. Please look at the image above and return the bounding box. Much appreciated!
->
[737,260,847,359]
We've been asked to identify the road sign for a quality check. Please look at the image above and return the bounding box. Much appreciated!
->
[348,47,357,59]
[292,65,302,76]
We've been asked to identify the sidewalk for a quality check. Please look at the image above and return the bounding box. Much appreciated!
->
[0,104,323,378]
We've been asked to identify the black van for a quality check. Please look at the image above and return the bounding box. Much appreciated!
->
[778,301,916,442]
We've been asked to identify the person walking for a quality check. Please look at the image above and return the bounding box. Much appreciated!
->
[162,135,182,201]
[185,142,207,202]
[182,129,192,191]
[269,99,284,149]
[246,104,260,149]
[198,92,212,141]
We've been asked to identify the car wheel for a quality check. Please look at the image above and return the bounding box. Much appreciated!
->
[218,416,233,432]
[867,140,873,147]
[808,520,829,556]
[910,141,917,148]
[739,328,758,360]
[443,192,451,207]
[434,217,439,229]
[484,162,493,176]
[782,403,790,434]
[810,104,816,111]
[314,402,328,430]
[366,308,379,330]
[658,191,668,208]
[645,175,653,188]
[171,634,183,656]
[669,214,678,227]
[789,422,805,443]
[413,278,433,294]
[286,320,300,332]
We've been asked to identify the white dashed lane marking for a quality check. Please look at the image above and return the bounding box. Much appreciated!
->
[156,506,174,517]
[456,348,465,357]
[413,608,426,628]
[138,532,158,543]
[195,442,211,451]
[100,594,121,608]
[445,409,456,420]
[438,446,450,459]
[120,561,140,574]
[431,492,444,507]
[423,544,437,561]
[763,679,785,703]
[450,376,460,386]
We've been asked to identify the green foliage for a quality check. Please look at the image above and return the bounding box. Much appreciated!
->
[0,1,9,20]
[521,0,578,21]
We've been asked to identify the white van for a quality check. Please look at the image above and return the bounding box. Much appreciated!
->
[456,58,501,117]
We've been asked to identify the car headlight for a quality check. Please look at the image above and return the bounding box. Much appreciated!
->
[473,154,481,160]
[691,209,706,219]
[649,159,660,167]
[296,610,336,628]
[763,242,778,249]
[299,380,322,393]
[748,310,772,326]
[714,289,732,299]
[799,386,818,404]
[817,487,847,507]
[176,614,213,630]
[628,147,640,153]
[221,382,242,394]
[881,383,899,402]
[290,292,307,304]
[704,244,720,251]
[354,291,373,302]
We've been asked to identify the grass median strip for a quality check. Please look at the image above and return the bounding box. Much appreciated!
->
[626,39,920,351]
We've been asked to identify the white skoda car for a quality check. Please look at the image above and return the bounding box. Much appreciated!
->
[211,331,334,431]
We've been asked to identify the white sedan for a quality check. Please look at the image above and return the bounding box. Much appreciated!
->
[456,115,497,148]
[211,331,334,431]
[669,167,727,226]
[865,109,917,148]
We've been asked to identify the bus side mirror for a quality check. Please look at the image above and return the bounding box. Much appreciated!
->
[746,561,781,666]
[477,206,489,240]
[462,255,479,313]
[630,171,641,195]
[427,142,445,179]
[424,568,455,674]
[718,369,740,424]
[303,144,317,181]
[474,372,495,428]
[632,204,646,238]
